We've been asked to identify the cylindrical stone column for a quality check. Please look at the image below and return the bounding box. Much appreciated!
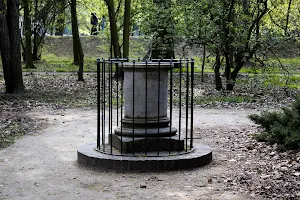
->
[114,62,177,137]
[124,63,168,118]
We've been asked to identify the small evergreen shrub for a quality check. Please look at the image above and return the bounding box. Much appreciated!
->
[249,95,300,149]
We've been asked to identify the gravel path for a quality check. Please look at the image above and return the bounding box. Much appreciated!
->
[0,108,273,200]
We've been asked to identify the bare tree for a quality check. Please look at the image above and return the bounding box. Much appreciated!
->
[70,0,84,81]
[123,0,131,59]
[23,0,35,68]
[104,0,121,58]
[0,0,25,93]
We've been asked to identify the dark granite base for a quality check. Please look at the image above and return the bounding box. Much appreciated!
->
[109,134,184,153]
[77,143,212,171]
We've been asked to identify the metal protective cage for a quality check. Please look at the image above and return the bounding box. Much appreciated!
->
[96,58,195,156]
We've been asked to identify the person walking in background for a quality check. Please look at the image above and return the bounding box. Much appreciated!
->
[99,16,106,32]
[90,13,98,35]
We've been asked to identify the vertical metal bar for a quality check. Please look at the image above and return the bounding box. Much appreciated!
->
[145,60,148,156]
[107,60,110,148]
[157,60,161,155]
[108,60,111,152]
[190,59,194,148]
[185,59,189,152]
[97,59,100,149]
[169,58,173,154]
[101,59,103,149]
[132,60,135,155]
[102,60,106,150]
[117,63,119,127]
[179,58,182,152]
[120,62,124,155]
[110,60,113,154]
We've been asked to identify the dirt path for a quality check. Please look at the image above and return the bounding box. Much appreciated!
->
[0,108,261,200]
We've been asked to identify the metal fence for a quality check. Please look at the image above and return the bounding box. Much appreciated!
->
[96,58,195,156]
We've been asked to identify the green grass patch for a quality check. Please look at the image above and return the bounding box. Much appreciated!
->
[269,57,300,67]
[239,65,283,74]
[235,73,300,89]
[21,55,98,73]
[263,74,300,89]
[240,57,300,74]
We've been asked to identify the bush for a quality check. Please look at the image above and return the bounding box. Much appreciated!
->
[249,95,300,149]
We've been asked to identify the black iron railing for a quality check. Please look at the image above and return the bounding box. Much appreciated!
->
[96,58,194,156]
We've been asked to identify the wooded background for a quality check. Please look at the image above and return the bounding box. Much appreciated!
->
[0,0,300,93]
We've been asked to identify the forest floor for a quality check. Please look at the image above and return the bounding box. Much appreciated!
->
[0,73,299,199]
[0,107,299,200]
[0,108,271,200]
[0,36,300,199]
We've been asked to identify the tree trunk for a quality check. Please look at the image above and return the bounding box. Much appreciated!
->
[104,0,121,58]
[32,0,40,61]
[104,0,123,80]
[123,0,131,59]
[32,29,39,60]
[70,0,84,68]
[201,45,206,82]
[214,49,223,91]
[224,47,235,90]
[228,56,245,90]
[23,0,35,69]
[226,65,241,91]
[70,0,84,81]
[225,53,234,90]
[220,0,235,91]
[77,54,84,81]
[0,0,13,92]
[5,0,25,93]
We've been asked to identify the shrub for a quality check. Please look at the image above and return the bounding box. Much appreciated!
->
[249,95,300,149]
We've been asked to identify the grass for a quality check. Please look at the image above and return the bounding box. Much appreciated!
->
[269,57,300,68]
[20,54,97,73]
[235,69,300,89]
[1,35,300,75]
[1,36,300,90]
[263,74,300,89]
[240,65,283,74]
[20,56,207,74]
[240,57,300,74]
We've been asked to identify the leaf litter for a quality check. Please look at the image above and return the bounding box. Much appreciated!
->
[0,72,299,199]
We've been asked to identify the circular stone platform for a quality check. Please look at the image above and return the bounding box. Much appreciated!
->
[77,144,212,171]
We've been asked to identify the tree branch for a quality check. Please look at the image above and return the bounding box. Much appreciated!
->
[285,0,292,35]
[246,0,268,56]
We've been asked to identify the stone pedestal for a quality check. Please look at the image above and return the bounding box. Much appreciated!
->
[111,63,183,153]
[77,59,213,171]
[109,134,184,153]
